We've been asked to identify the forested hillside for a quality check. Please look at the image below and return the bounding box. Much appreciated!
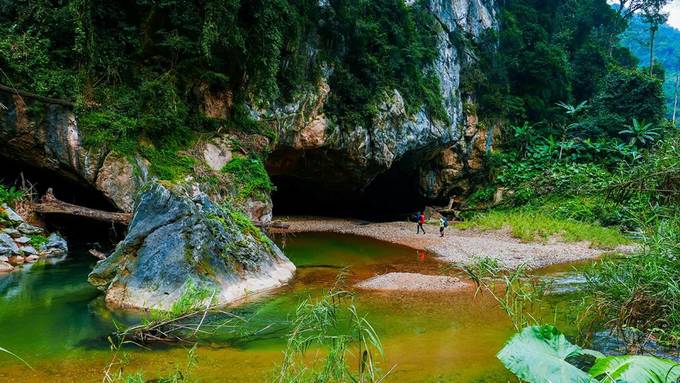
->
[620,12,680,122]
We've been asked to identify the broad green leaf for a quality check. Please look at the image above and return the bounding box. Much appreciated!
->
[497,325,597,383]
[590,355,680,383]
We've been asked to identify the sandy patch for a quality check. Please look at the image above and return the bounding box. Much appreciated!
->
[356,272,469,292]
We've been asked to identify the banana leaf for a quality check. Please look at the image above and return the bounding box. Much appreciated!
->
[497,325,601,383]
[590,355,680,383]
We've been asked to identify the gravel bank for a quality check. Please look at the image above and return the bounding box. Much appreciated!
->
[274,217,632,270]
[356,272,470,291]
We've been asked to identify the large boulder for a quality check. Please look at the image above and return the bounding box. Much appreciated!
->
[88,182,295,310]
[95,151,149,212]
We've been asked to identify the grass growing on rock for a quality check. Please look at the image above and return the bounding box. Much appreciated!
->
[459,209,630,249]
[208,207,270,246]
[222,156,273,202]
[228,209,270,245]
[28,235,48,248]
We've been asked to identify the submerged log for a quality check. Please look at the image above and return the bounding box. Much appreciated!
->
[33,188,131,224]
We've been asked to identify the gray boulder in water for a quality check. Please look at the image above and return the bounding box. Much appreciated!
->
[88,182,295,310]
[39,233,68,257]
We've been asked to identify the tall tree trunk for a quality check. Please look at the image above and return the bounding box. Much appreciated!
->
[673,73,679,127]
[649,28,657,76]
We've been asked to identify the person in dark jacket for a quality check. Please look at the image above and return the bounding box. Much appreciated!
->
[439,216,448,237]
[417,212,426,234]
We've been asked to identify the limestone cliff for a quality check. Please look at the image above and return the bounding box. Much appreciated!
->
[265,0,497,201]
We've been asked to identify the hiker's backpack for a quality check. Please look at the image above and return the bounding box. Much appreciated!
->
[443,217,449,228]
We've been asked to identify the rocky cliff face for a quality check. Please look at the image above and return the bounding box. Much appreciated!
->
[265,0,497,202]
[1,0,497,210]
[0,93,148,212]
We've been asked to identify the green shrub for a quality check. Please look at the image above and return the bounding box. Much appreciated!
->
[0,185,24,207]
[222,156,273,202]
[29,235,48,248]
[467,186,496,206]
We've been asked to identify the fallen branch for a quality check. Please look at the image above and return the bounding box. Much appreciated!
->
[89,249,107,260]
[254,221,290,229]
[33,188,130,224]
[117,305,245,344]
[0,84,75,107]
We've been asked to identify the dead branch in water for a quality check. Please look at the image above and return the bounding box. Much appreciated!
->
[33,188,131,224]
[115,304,245,344]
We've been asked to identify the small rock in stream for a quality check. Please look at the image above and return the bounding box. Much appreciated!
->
[0,261,14,272]
[8,255,24,265]
[0,256,8,262]
[25,254,39,262]
[39,233,68,257]
[14,236,30,244]
[17,222,43,235]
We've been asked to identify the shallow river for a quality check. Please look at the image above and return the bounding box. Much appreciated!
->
[0,232,585,382]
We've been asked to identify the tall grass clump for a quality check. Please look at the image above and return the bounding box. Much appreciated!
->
[463,257,549,331]
[275,281,389,383]
[459,209,629,249]
[583,133,680,350]
[584,215,680,350]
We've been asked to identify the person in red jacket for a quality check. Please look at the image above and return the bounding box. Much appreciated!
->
[417,212,426,234]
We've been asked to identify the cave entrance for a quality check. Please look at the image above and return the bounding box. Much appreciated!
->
[0,157,125,245]
[270,164,429,222]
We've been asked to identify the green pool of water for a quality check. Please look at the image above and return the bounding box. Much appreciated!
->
[0,232,584,382]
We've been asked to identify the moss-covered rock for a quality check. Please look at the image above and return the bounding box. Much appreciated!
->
[88,181,294,311]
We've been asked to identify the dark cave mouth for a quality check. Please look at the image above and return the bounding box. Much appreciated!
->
[270,169,434,221]
[0,157,126,245]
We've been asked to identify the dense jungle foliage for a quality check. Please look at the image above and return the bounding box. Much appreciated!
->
[620,13,680,120]
[462,0,680,360]
[0,0,444,149]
